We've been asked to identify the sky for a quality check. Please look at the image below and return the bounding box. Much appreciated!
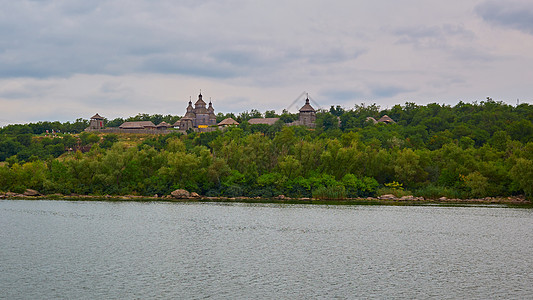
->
[1,0,533,126]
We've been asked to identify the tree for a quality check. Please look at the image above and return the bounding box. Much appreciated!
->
[277,155,302,178]
[264,110,278,118]
[79,132,100,145]
[279,109,298,123]
[510,158,533,197]
[489,131,510,152]
[329,105,345,117]
[342,173,378,197]
[273,127,296,155]
[316,112,339,131]
[101,134,118,149]
[462,171,489,198]
[394,148,428,187]
[509,120,533,143]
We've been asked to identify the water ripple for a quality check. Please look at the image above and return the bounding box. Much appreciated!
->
[1,200,532,299]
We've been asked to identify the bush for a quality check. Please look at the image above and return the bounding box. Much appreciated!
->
[223,185,244,197]
[377,181,411,197]
[248,186,283,198]
[342,174,379,197]
[206,188,221,197]
[101,134,119,149]
[414,184,466,199]
[312,185,346,200]
[376,187,412,198]
[461,171,489,198]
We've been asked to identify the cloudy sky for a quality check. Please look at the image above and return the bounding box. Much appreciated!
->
[1,0,533,126]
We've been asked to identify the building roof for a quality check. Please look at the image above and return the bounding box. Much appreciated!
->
[377,115,395,124]
[208,102,216,119]
[156,121,172,128]
[247,118,280,125]
[180,100,194,119]
[91,113,104,120]
[119,121,156,129]
[194,93,207,107]
[186,101,194,112]
[365,117,378,124]
[176,115,193,123]
[218,117,239,126]
[174,115,195,127]
[299,98,316,113]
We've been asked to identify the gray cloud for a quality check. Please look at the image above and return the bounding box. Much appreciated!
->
[394,24,475,48]
[320,89,366,102]
[319,84,412,104]
[369,85,412,99]
[391,23,500,63]
[140,54,241,78]
[303,48,366,64]
[476,0,533,34]
[1,0,532,126]
[0,1,224,78]
[0,1,365,81]
[100,82,133,95]
[0,83,54,100]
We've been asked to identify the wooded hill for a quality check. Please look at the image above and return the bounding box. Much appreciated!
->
[1,99,532,199]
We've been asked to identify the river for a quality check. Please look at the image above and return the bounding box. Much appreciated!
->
[1,200,532,299]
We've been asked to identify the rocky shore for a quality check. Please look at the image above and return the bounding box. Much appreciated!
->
[0,189,530,206]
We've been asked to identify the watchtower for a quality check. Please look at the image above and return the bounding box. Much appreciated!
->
[88,113,105,130]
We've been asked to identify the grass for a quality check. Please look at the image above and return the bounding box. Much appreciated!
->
[312,186,346,200]
[376,187,413,198]
[414,185,467,199]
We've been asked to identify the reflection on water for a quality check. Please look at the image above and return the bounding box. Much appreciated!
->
[1,200,532,299]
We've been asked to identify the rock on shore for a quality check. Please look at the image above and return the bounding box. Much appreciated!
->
[171,189,190,199]
[23,189,41,196]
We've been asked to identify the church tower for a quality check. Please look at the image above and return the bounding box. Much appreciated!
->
[298,96,316,127]
[194,93,209,127]
[207,100,217,126]
[176,98,196,131]
[176,91,217,131]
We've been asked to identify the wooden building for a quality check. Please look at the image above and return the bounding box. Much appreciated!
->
[174,93,217,131]
[218,118,239,127]
[247,118,280,125]
[88,113,105,130]
[119,121,156,130]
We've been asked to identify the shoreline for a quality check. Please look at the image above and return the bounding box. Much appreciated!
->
[1,194,531,208]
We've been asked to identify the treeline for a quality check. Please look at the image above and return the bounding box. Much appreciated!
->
[0,131,117,162]
[0,99,532,199]
[0,119,89,135]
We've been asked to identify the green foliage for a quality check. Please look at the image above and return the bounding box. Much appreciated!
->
[312,185,346,200]
[461,172,489,198]
[378,181,412,197]
[510,158,533,197]
[341,174,378,197]
[0,119,88,135]
[0,101,532,199]
[101,134,119,149]
[415,184,466,199]
[384,181,403,190]
[79,132,100,145]
[376,187,412,198]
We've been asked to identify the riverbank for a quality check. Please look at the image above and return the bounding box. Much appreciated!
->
[1,191,531,207]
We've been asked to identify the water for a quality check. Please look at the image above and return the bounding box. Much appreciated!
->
[1,200,532,299]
